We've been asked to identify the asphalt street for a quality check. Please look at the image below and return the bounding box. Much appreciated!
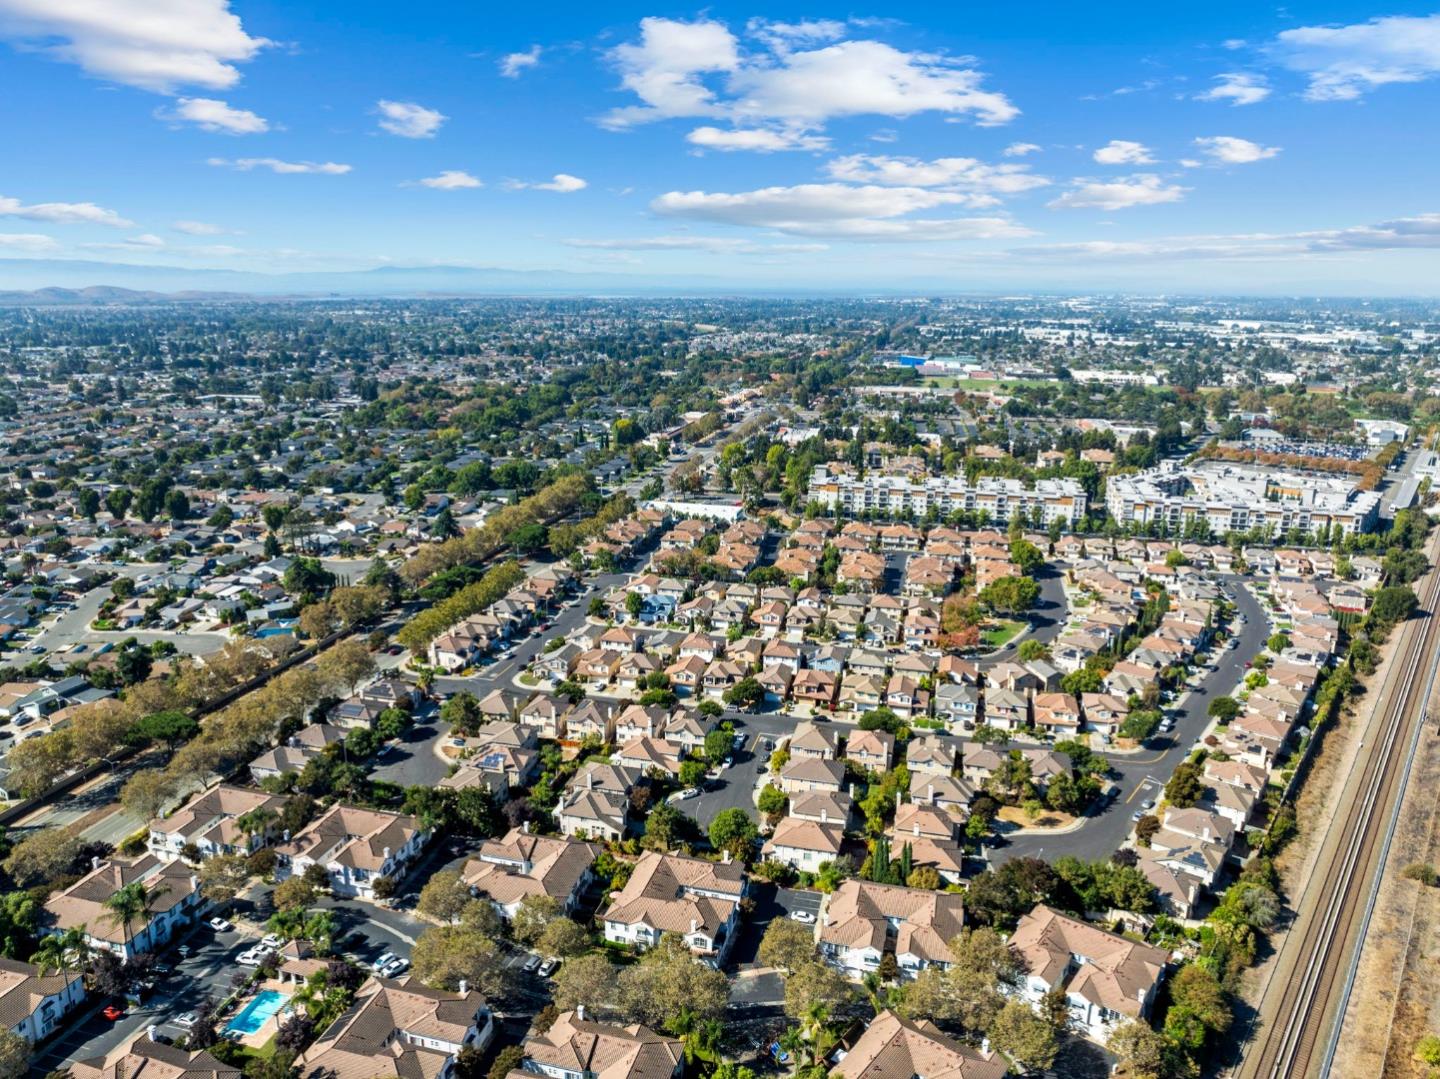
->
[993,575,1272,866]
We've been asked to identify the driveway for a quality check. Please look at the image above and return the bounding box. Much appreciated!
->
[29,923,246,1074]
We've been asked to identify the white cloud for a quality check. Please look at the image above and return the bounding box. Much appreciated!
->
[0,233,59,252]
[1093,140,1155,165]
[375,100,446,138]
[1194,135,1280,164]
[603,17,740,129]
[1012,213,1440,262]
[1272,15,1440,101]
[0,194,132,226]
[601,17,1017,135]
[728,41,1019,127]
[0,0,269,92]
[1196,72,1270,106]
[824,154,1048,202]
[1048,174,1187,210]
[506,174,587,193]
[565,235,829,254]
[208,157,351,174]
[82,232,166,251]
[162,96,268,134]
[651,182,1034,241]
[172,220,226,235]
[1003,142,1041,157]
[499,45,542,78]
[686,126,828,152]
[418,170,483,190]
[745,18,846,52]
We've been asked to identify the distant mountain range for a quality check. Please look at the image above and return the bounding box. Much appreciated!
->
[0,258,773,302]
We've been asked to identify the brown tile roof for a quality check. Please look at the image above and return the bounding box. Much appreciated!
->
[514,1009,681,1079]
[830,1011,1005,1079]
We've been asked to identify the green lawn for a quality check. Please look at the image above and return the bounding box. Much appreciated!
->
[980,620,1027,648]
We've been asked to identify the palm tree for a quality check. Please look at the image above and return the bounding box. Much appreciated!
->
[31,928,89,976]
[236,807,280,852]
[103,881,167,956]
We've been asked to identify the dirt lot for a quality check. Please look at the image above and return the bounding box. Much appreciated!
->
[1331,704,1440,1077]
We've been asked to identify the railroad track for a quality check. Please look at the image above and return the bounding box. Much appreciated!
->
[1238,539,1440,1078]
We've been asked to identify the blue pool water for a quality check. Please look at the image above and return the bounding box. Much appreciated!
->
[226,991,286,1035]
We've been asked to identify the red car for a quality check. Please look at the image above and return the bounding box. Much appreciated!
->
[102,1004,125,1021]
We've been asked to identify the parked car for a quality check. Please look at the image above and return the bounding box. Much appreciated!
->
[261,934,284,950]
[537,957,560,978]
[670,788,701,802]
[379,956,410,978]
[208,917,233,932]
[102,1004,125,1021]
[789,911,816,924]
[237,950,266,967]
[373,952,397,973]
[173,1013,198,1029]
[523,955,543,974]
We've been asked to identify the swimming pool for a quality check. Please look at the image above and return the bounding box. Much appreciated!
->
[226,990,286,1036]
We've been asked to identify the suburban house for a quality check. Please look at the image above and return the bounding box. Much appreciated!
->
[274,804,430,901]
[0,957,86,1044]
[461,827,600,920]
[829,1011,1006,1079]
[44,856,206,961]
[298,976,495,1079]
[504,1007,682,1079]
[762,817,845,874]
[818,881,966,980]
[148,785,289,860]
[602,851,746,961]
[1009,904,1169,1044]
[70,1038,242,1079]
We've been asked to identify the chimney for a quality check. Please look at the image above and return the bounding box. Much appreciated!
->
[913,823,920,837]
[458,979,468,996]
[721,849,732,865]
[147,1025,159,1042]
[283,829,290,841]
[895,789,902,810]
[587,770,594,790]
[927,783,934,804]
[522,820,531,835]
[91,856,100,870]
[383,846,391,861]
[190,874,199,893]
[690,918,697,934]
[820,809,828,824]
[576,1004,585,1021]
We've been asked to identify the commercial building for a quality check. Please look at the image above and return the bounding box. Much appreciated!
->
[1104,460,1380,536]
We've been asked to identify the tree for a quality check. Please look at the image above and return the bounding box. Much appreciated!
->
[5,732,77,797]
[130,710,200,754]
[1009,539,1044,575]
[273,876,317,911]
[513,895,563,945]
[988,1000,1059,1073]
[198,854,252,904]
[625,592,645,619]
[411,924,508,996]
[440,692,484,737]
[979,576,1040,615]
[1207,696,1239,722]
[1371,585,1419,629]
[1108,1019,1171,1079]
[283,557,336,599]
[486,1046,525,1079]
[552,953,619,1015]
[709,808,758,860]
[165,488,191,521]
[757,784,788,819]
[723,677,765,711]
[418,870,474,924]
[316,638,376,694]
[119,768,178,822]
[618,938,729,1027]
[1165,762,1205,809]
[782,959,852,1021]
[0,1030,30,1079]
[3,830,86,888]
[1016,639,1050,663]
[537,917,589,958]
[103,881,161,952]
[275,1012,315,1053]
[907,866,942,890]
[704,728,732,764]
[758,917,816,972]
[1167,963,1231,1043]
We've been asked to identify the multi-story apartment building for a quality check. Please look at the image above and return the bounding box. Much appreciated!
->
[808,465,1087,526]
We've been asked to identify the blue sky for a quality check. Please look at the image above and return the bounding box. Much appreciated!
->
[2,2,1440,292]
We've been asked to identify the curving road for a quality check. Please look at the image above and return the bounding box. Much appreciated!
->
[992,575,1272,866]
